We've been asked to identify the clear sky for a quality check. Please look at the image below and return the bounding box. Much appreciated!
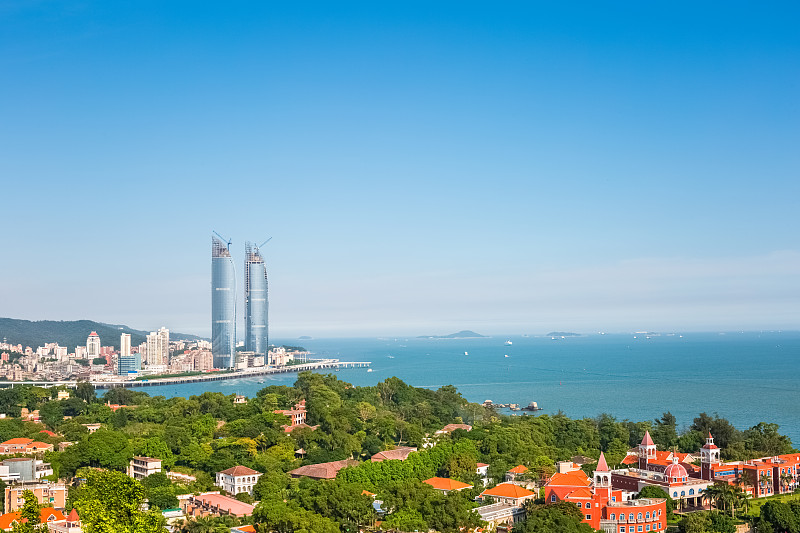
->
[1,1,799,337]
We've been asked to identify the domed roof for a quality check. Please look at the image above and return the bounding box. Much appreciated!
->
[664,461,688,480]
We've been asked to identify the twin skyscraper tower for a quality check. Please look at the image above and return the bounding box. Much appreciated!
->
[211,235,269,369]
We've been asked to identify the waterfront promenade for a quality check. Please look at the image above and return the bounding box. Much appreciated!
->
[0,359,371,390]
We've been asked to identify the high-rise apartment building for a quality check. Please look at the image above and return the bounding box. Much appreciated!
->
[120,333,131,358]
[212,236,236,368]
[244,242,269,355]
[86,332,100,359]
[145,328,169,366]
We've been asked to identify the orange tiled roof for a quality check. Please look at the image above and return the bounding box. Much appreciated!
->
[424,477,472,491]
[622,455,639,465]
[565,487,593,499]
[0,508,64,530]
[1,438,32,445]
[27,442,52,449]
[508,465,528,474]
[481,483,534,499]
[547,470,591,487]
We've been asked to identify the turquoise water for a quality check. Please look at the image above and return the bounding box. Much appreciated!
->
[133,332,800,444]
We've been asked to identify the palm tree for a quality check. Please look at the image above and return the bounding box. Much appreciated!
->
[759,472,772,496]
[780,471,793,494]
[703,484,726,513]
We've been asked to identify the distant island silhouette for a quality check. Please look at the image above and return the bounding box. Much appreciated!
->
[416,330,488,339]
[547,331,581,337]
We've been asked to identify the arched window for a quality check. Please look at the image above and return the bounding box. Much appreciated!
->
[689,489,694,495]
[586,502,591,509]
[637,513,642,520]
[610,513,616,521]
[629,513,634,521]
[673,491,678,497]
[681,491,686,497]
[645,512,650,519]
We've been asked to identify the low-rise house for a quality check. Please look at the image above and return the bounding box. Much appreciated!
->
[474,502,526,532]
[0,507,65,531]
[289,459,359,480]
[81,424,101,434]
[5,482,67,512]
[166,471,196,483]
[1,458,52,481]
[182,492,255,518]
[477,462,490,486]
[435,423,472,435]
[505,464,529,482]
[370,446,417,463]
[0,439,53,455]
[233,395,247,404]
[274,400,307,427]
[216,466,262,497]
[127,457,162,480]
[478,483,536,506]
[48,508,82,533]
[423,477,472,493]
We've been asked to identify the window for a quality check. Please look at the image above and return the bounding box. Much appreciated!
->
[646,512,650,519]
[638,513,642,520]
[689,489,694,495]
[612,496,617,502]
[646,526,650,532]
[673,491,678,497]
[550,494,556,502]
[611,514,616,521]
[638,527,643,532]
[586,503,591,509]
[586,514,591,520]
[629,513,635,521]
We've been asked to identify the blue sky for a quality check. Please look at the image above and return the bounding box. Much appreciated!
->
[1,1,798,337]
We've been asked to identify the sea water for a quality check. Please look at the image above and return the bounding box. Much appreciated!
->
[133,331,800,444]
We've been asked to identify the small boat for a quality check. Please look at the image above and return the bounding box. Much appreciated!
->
[258,380,265,384]
[504,354,509,358]
[504,340,512,346]
[367,368,373,373]
[464,351,469,356]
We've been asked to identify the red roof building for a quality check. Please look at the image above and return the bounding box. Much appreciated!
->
[546,452,668,532]
[289,459,359,480]
[370,447,417,463]
[423,477,473,492]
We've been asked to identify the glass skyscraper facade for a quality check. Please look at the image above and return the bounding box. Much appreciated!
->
[244,242,269,355]
[212,236,236,368]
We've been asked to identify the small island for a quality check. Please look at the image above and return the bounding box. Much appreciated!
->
[298,336,313,340]
[417,330,488,339]
[547,331,581,337]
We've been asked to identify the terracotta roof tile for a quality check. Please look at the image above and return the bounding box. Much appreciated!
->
[218,465,261,477]
[289,459,359,480]
[423,477,472,491]
[481,483,534,499]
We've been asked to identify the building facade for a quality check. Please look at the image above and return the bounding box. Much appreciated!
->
[5,482,67,512]
[120,333,131,358]
[212,236,236,369]
[127,456,162,480]
[86,332,100,359]
[244,242,268,356]
[215,466,262,497]
[117,354,141,375]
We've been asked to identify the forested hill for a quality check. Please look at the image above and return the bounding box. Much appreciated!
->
[0,317,206,351]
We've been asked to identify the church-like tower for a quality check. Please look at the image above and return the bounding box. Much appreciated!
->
[638,430,657,470]
[594,452,612,500]
[700,432,720,481]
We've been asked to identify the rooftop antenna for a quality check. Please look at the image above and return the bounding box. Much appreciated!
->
[213,231,232,249]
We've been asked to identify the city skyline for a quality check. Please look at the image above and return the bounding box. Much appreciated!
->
[1,2,798,337]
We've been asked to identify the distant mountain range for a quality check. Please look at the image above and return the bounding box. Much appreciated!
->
[417,330,488,339]
[0,318,206,351]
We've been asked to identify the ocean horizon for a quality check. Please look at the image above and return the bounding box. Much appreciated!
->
[136,331,800,446]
